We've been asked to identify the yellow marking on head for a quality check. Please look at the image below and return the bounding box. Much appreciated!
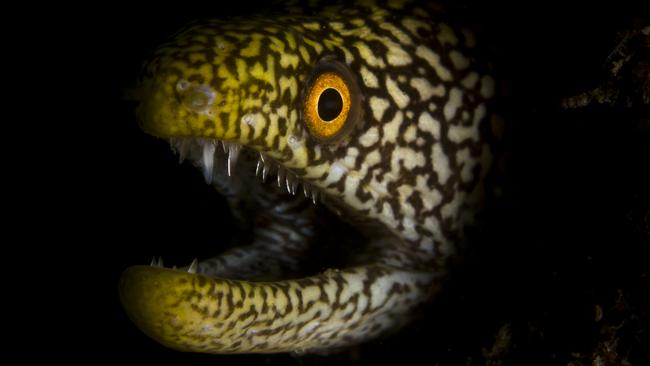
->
[350,18,365,27]
[284,31,297,49]
[189,53,208,63]
[218,64,240,89]
[193,34,209,44]
[480,75,495,99]
[387,0,406,9]
[341,46,354,64]
[303,37,324,54]
[240,34,263,57]
[381,111,403,144]
[278,76,298,99]
[443,87,463,121]
[386,40,412,66]
[403,125,417,142]
[461,72,479,90]
[353,42,385,68]
[225,110,239,140]
[249,62,266,82]
[359,126,380,147]
[241,90,263,109]
[449,50,470,70]
[265,113,280,148]
[410,77,446,100]
[473,104,487,126]
[329,22,344,31]
[197,63,214,80]
[413,7,429,18]
[279,52,300,69]
[437,23,458,46]
[268,36,285,53]
[415,46,452,81]
[418,112,441,139]
[379,22,413,45]
[370,96,389,121]
[385,77,410,109]
[298,46,311,63]
[401,18,432,36]
[360,65,379,88]
[302,22,321,31]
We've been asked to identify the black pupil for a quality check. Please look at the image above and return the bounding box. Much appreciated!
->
[317,88,343,122]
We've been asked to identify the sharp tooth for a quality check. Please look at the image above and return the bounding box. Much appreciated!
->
[202,141,216,183]
[221,141,228,153]
[169,138,177,154]
[188,258,199,274]
[291,180,298,195]
[286,176,291,193]
[169,137,190,163]
[150,256,163,267]
[259,152,266,163]
[255,159,262,176]
[179,139,190,163]
[277,167,284,188]
[303,183,310,198]
[262,165,269,182]
[227,144,241,177]
[311,189,318,205]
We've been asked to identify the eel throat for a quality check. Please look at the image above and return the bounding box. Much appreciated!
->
[120,0,496,354]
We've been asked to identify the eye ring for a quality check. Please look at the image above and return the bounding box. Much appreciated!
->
[302,59,362,142]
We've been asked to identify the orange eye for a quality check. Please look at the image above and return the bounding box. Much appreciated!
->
[304,72,350,140]
[303,60,362,142]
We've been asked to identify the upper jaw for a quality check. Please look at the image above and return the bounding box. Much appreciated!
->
[168,137,322,204]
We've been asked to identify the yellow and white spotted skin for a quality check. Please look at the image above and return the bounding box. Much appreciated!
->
[121,0,497,354]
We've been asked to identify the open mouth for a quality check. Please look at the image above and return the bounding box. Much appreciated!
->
[118,135,436,354]
[118,136,435,354]
[152,136,356,281]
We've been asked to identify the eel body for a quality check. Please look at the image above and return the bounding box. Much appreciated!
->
[120,0,496,354]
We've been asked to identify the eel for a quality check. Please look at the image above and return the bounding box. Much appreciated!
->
[120,0,497,354]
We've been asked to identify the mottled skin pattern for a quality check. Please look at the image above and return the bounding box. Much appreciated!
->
[120,0,496,354]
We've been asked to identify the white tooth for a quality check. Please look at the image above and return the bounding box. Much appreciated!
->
[259,152,266,163]
[150,257,156,267]
[221,141,228,153]
[227,144,241,177]
[262,165,269,181]
[178,139,190,163]
[303,183,311,198]
[202,141,216,183]
[255,159,262,176]
[277,167,284,187]
[291,181,298,195]
[311,190,318,205]
[169,138,177,154]
[188,258,199,274]
[286,176,291,193]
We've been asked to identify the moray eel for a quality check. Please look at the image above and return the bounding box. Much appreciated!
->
[120,0,496,354]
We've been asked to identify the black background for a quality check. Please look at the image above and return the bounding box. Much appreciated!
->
[29,1,649,364]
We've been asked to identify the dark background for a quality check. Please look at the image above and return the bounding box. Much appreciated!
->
[36,1,648,364]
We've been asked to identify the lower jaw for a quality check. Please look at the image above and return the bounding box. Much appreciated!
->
[119,261,436,354]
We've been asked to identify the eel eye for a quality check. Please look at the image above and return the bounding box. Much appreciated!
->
[303,59,361,142]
